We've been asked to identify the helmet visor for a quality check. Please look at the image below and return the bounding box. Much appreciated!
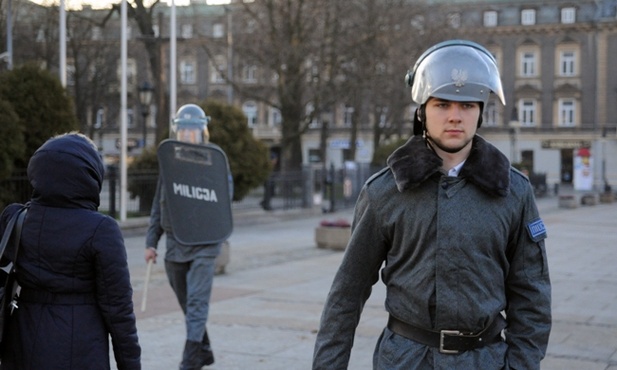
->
[176,126,206,144]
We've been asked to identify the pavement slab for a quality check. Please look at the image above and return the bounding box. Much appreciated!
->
[114,196,617,369]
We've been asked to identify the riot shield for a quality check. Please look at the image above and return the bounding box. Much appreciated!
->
[157,139,233,245]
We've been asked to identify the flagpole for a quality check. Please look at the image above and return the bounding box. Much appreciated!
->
[120,0,128,221]
[4,0,13,70]
[59,0,66,86]
[170,0,177,125]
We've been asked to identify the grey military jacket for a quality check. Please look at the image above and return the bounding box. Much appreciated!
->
[313,135,551,370]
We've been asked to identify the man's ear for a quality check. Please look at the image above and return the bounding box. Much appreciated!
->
[413,107,424,136]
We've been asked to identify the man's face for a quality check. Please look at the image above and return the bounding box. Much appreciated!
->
[424,97,481,154]
[176,127,204,144]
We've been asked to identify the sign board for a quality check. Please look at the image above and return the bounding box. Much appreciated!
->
[541,140,591,149]
[157,139,233,245]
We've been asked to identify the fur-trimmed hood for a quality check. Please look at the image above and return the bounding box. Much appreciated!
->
[386,135,511,197]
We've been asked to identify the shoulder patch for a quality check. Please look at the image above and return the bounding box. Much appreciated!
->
[526,218,547,242]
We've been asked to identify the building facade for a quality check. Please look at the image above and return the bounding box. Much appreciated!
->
[9,0,617,192]
[159,0,617,191]
[447,0,617,191]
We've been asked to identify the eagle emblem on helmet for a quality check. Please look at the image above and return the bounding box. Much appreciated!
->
[451,68,468,87]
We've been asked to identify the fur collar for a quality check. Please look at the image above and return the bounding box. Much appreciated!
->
[386,135,510,197]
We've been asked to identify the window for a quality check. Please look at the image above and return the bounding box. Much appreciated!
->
[309,64,320,82]
[410,15,425,33]
[484,101,497,126]
[344,105,354,127]
[483,11,498,27]
[559,51,576,76]
[127,59,136,86]
[117,58,137,86]
[521,51,537,77]
[561,7,576,24]
[308,149,321,163]
[153,25,160,37]
[127,108,134,128]
[180,59,196,84]
[306,103,320,128]
[447,12,461,28]
[519,100,537,126]
[181,24,193,39]
[67,63,76,86]
[92,26,102,40]
[377,107,389,128]
[246,20,257,34]
[36,28,45,42]
[210,56,226,83]
[242,65,257,83]
[213,23,224,38]
[242,101,258,127]
[558,99,576,126]
[521,9,536,25]
[94,108,104,129]
[268,107,282,127]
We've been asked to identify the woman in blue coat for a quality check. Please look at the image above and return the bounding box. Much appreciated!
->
[0,133,141,369]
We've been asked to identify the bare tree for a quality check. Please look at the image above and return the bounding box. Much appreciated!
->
[336,1,457,161]
[63,11,121,138]
[226,0,347,171]
[210,0,457,170]
[99,0,166,144]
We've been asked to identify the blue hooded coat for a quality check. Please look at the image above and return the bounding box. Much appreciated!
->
[0,133,141,369]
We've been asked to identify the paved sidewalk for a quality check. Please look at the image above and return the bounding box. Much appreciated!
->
[120,196,617,370]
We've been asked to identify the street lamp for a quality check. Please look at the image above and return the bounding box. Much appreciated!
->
[138,81,153,148]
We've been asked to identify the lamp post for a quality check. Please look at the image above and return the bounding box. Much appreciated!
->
[509,107,520,165]
[138,81,153,148]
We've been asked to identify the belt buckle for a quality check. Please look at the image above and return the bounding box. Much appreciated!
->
[439,330,461,354]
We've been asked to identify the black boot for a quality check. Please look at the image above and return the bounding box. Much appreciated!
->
[200,329,215,366]
[179,340,196,370]
[179,340,213,370]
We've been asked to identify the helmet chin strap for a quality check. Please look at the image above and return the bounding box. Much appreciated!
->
[424,131,466,154]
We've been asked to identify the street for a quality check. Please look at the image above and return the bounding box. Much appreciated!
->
[119,196,617,370]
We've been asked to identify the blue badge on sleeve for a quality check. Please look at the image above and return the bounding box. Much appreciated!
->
[527,218,547,242]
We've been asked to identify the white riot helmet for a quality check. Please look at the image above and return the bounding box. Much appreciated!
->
[171,104,210,144]
[405,40,505,107]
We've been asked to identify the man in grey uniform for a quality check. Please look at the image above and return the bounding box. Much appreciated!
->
[313,40,551,369]
[145,104,226,370]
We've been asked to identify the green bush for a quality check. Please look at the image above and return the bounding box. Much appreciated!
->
[0,64,77,209]
[128,101,271,202]
[204,100,271,201]
[0,63,78,168]
[0,99,24,180]
[127,147,159,215]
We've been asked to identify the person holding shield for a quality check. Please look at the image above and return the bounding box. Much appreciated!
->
[145,104,232,370]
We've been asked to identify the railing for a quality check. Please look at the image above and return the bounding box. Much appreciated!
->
[0,163,381,218]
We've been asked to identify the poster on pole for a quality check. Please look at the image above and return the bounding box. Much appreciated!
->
[573,147,593,191]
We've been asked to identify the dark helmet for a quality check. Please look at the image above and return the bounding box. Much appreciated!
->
[171,104,210,144]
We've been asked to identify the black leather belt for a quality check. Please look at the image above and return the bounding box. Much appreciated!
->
[387,314,506,354]
[19,289,96,305]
